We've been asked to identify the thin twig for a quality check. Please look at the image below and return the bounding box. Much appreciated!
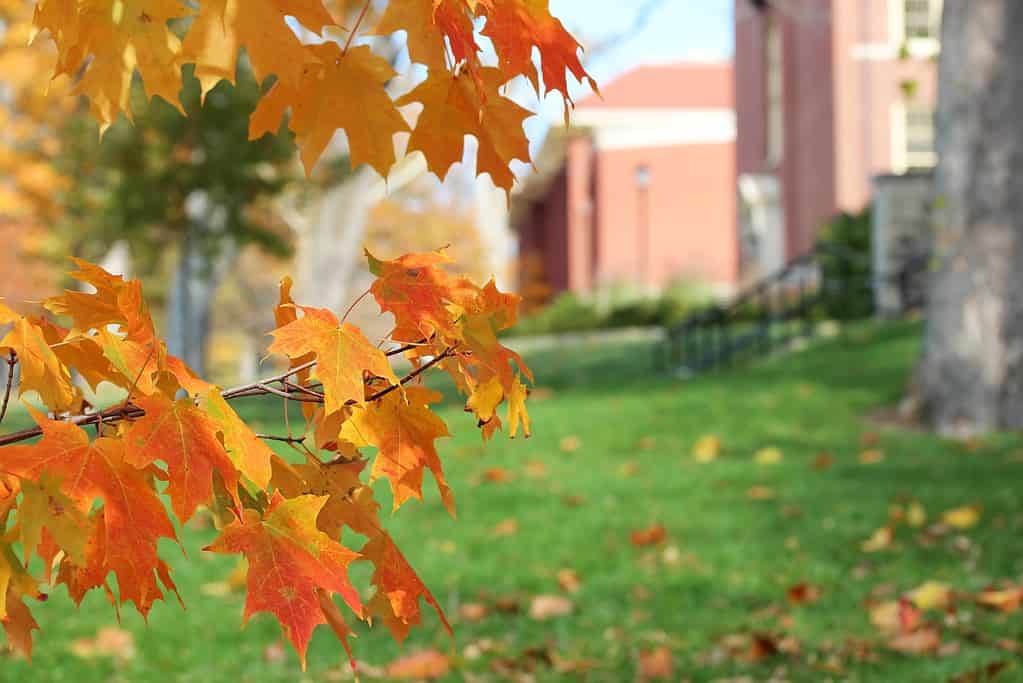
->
[366,348,456,403]
[256,433,307,444]
[342,0,372,54]
[0,352,16,427]
[220,360,317,400]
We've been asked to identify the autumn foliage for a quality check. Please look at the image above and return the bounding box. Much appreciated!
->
[0,250,532,666]
[27,0,598,191]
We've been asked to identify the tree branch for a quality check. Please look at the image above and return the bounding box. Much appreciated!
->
[0,352,16,428]
[0,343,455,448]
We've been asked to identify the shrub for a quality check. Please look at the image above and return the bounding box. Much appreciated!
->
[816,207,874,320]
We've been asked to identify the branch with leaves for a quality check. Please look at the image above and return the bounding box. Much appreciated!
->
[0,250,532,668]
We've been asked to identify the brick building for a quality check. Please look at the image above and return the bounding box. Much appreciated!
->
[735,0,939,275]
[510,63,739,296]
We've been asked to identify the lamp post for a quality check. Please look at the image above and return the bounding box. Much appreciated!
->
[635,164,652,291]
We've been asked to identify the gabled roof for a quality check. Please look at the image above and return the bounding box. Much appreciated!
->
[577,62,734,110]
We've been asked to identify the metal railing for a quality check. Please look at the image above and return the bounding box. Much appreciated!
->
[657,243,875,375]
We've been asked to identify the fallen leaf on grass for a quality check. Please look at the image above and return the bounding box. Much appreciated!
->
[387,650,450,679]
[692,435,721,463]
[630,524,667,547]
[560,435,581,453]
[814,452,835,470]
[908,581,953,610]
[976,585,1023,612]
[950,660,1012,683]
[459,603,488,622]
[483,467,513,483]
[860,431,880,447]
[787,582,821,605]
[68,627,135,662]
[638,646,674,680]
[888,627,941,655]
[557,568,582,593]
[942,505,981,529]
[859,449,885,464]
[638,436,657,451]
[528,594,574,620]
[524,461,548,478]
[747,485,775,500]
[861,526,894,552]
[908,501,927,527]
[491,518,519,537]
[618,460,640,477]
[263,640,286,663]
[754,447,782,465]
[870,599,920,635]
[493,595,522,613]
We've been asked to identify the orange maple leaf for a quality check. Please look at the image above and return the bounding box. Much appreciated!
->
[396,66,533,192]
[124,395,241,524]
[1,412,178,615]
[272,457,381,539]
[203,392,275,491]
[342,386,455,515]
[374,0,480,75]
[268,305,399,416]
[362,531,452,644]
[481,0,598,122]
[204,493,362,669]
[0,315,75,411]
[250,43,410,176]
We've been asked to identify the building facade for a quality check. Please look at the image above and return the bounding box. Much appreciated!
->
[510,64,738,297]
[735,0,939,275]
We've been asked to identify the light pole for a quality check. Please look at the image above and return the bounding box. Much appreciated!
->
[635,164,652,290]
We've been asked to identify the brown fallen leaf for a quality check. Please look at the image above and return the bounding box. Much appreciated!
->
[950,660,1012,683]
[860,431,880,447]
[747,485,775,500]
[638,436,657,451]
[459,603,488,622]
[638,646,674,680]
[630,524,667,547]
[528,594,574,621]
[787,582,821,606]
[68,626,136,662]
[814,451,835,470]
[746,633,780,662]
[387,650,451,679]
[888,627,941,655]
[492,518,519,537]
[483,467,513,483]
[493,595,522,614]
[524,461,549,478]
[618,460,640,477]
[870,599,920,635]
[560,435,581,453]
[562,494,586,507]
[976,585,1023,613]
[557,568,582,594]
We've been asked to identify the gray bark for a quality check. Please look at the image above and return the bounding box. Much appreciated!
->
[918,0,1023,434]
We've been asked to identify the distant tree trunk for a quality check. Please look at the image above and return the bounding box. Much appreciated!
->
[918,0,1023,434]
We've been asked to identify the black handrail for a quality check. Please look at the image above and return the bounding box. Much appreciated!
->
[657,242,875,374]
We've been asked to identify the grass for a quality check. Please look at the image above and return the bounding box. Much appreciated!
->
[3,321,1023,681]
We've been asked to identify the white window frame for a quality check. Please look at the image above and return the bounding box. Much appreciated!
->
[891,100,937,174]
[889,0,943,58]
[765,14,784,166]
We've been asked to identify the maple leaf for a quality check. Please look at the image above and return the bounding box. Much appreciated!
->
[268,305,399,416]
[204,493,362,669]
[180,0,337,98]
[1,588,39,661]
[396,67,533,192]
[480,0,598,122]
[18,474,89,565]
[51,0,190,132]
[273,276,313,385]
[0,315,75,411]
[202,392,274,491]
[342,386,455,514]
[0,543,39,620]
[124,394,241,523]
[0,411,178,614]
[250,43,410,176]
[362,531,452,644]
[272,456,381,538]
[373,0,480,75]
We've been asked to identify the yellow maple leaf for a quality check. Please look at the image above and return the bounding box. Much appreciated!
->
[691,435,721,463]
[907,581,953,610]
[754,446,783,465]
[942,505,981,529]
[180,0,337,97]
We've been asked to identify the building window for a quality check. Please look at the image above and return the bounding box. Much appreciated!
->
[765,14,784,165]
[904,0,939,40]
[904,104,936,169]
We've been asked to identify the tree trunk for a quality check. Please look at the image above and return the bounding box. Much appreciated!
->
[918,0,1023,434]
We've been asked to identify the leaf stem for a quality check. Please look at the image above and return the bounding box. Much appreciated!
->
[0,352,16,427]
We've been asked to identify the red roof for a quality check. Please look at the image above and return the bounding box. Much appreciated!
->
[577,62,733,110]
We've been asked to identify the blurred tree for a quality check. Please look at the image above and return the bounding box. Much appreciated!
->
[917,0,1023,432]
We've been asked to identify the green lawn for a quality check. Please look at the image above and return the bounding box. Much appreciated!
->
[3,322,1023,681]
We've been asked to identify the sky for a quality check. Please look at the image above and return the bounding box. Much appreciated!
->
[550,0,734,98]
